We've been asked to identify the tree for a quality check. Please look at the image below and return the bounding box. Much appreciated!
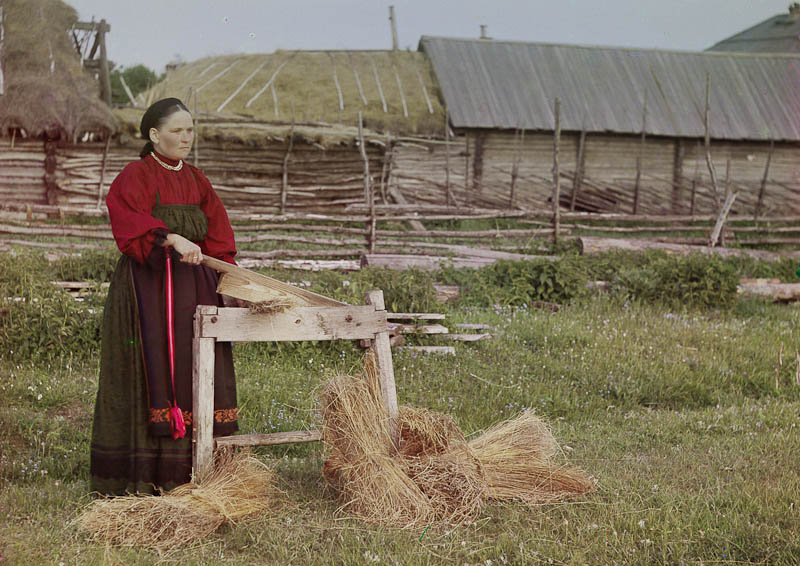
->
[110,64,160,105]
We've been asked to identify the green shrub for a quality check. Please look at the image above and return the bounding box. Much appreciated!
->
[50,249,119,283]
[612,252,739,309]
[439,257,588,307]
[0,253,102,363]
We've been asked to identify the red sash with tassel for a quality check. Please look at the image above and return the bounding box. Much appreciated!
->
[165,250,186,439]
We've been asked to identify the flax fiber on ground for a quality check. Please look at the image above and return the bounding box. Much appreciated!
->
[321,352,594,528]
[75,449,276,552]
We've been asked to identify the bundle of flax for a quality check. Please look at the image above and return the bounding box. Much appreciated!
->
[75,449,276,552]
[321,353,593,528]
[468,410,595,504]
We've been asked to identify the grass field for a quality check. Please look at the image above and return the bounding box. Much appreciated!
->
[1,247,800,564]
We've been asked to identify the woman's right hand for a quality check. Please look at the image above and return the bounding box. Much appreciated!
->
[165,233,203,265]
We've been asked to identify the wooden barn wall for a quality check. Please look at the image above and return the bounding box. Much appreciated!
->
[392,138,470,206]
[413,131,800,216]
[0,141,47,203]
[680,140,800,216]
[53,140,385,212]
[478,131,578,209]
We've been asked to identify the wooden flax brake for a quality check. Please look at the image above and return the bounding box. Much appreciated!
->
[192,254,399,476]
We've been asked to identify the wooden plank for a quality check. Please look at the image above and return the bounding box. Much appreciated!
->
[387,312,446,320]
[390,323,449,335]
[454,323,491,330]
[365,290,399,447]
[196,305,388,342]
[216,430,322,448]
[192,305,218,477]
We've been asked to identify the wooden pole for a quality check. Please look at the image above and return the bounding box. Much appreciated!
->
[365,290,399,448]
[709,189,737,247]
[393,65,408,118]
[216,59,268,113]
[464,132,470,201]
[633,89,647,214]
[444,110,454,207]
[98,20,112,106]
[510,127,522,208]
[721,157,732,246]
[704,73,721,209]
[570,130,586,211]
[414,59,434,114]
[371,58,388,113]
[330,53,344,118]
[389,6,399,51]
[349,52,368,105]
[379,131,391,204]
[271,82,279,118]
[552,98,561,245]
[754,140,774,222]
[192,306,217,477]
[358,113,375,252]
[246,59,289,108]
[118,74,138,106]
[95,137,111,208]
[672,140,684,214]
[280,110,295,214]
[0,5,4,96]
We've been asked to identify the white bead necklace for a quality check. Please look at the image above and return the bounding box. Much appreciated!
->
[150,152,183,171]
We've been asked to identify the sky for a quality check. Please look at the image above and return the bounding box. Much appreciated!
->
[66,0,793,73]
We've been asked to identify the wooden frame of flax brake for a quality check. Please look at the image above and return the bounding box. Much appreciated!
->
[191,256,399,476]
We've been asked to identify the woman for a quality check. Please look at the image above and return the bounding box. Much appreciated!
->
[90,98,239,495]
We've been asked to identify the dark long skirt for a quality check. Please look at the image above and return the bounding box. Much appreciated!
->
[90,249,238,495]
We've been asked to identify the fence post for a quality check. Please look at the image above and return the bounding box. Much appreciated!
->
[552,98,561,245]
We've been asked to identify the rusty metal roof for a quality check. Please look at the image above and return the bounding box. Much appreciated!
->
[420,36,800,141]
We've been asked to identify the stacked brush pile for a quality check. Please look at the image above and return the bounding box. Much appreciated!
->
[321,353,594,528]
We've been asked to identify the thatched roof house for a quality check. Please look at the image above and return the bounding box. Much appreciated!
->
[0,0,115,141]
[0,0,116,204]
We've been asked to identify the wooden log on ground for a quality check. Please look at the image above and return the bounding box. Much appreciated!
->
[737,282,800,302]
[361,254,498,270]
[578,236,800,262]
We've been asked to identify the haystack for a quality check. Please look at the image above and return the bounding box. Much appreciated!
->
[75,449,276,552]
[321,353,594,528]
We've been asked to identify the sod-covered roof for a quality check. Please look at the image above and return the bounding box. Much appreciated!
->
[137,50,445,138]
[0,0,116,140]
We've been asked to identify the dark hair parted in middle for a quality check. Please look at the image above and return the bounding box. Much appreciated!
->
[139,98,190,158]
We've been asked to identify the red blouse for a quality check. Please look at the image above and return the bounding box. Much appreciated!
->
[106,151,237,265]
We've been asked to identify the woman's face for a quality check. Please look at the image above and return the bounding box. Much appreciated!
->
[150,110,194,161]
